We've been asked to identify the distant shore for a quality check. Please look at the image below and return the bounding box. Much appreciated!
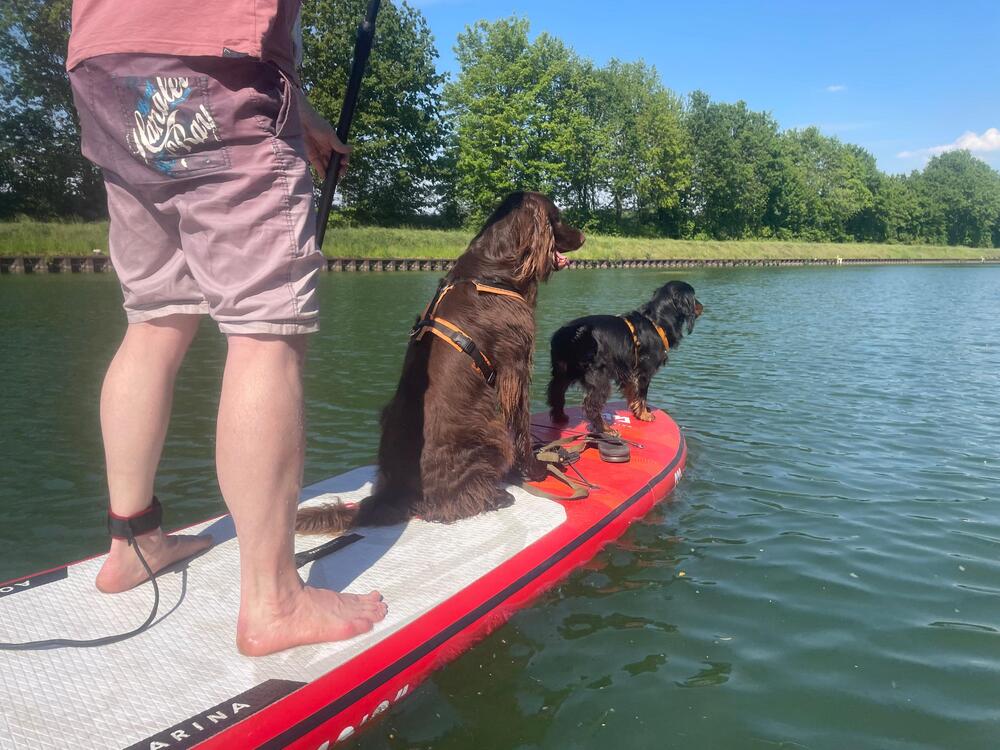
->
[5,256,1000,276]
[2,220,999,263]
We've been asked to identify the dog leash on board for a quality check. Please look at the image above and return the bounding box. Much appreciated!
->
[520,433,632,501]
[530,422,645,450]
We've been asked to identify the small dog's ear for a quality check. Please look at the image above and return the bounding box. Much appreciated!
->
[684,294,701,334]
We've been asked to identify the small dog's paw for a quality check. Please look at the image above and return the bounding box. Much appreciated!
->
[638,410,655,422]
[550,411,570,425]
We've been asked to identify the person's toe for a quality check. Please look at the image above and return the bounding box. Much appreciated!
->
[351,617,376,634]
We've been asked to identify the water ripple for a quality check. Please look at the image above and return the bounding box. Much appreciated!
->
[5,268,1000,749]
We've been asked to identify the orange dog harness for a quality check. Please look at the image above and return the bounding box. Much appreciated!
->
[412,280,526,387]
[620,314,670,367]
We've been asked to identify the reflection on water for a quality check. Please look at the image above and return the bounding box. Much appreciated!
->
[2,266,999,749]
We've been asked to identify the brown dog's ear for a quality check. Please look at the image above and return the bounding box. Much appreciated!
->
[463,192,557,283]
[512,193,555,283]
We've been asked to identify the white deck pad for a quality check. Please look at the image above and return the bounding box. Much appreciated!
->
[0,467,565,750]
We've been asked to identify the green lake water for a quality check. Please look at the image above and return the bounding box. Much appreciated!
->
[1,266,999,749]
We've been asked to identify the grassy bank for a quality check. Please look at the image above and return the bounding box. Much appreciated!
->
[3,219,999,261]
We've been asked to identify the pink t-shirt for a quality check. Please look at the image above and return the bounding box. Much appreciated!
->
[66,0,301,80]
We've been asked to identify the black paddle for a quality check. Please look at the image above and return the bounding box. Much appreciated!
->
[315,0,382,249]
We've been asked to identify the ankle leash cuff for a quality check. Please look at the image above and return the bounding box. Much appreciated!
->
[108,497,163,542]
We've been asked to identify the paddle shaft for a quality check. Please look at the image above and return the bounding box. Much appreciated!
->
[315,0,382,249]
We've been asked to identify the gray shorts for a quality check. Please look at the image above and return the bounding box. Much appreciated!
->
[70,54,324,335]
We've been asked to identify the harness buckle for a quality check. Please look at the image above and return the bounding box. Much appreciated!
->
[454,334,476,355]
[558,447,580,465]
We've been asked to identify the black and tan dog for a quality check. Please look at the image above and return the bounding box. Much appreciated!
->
[547,281,702,434]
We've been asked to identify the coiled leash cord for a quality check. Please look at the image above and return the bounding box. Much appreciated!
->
[0,500,162,651]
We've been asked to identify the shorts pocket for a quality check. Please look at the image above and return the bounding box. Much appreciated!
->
[270,68,303,140]
[114,74,231,178]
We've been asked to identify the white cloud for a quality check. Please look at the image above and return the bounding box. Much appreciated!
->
[897,127,1000,159]
[825,84,847,93]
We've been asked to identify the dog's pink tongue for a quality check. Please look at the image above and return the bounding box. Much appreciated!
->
[555,251,569,270]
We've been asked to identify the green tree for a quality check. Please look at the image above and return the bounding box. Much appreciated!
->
[301,0,448,223]
[916,150,1000,247]
[769,128,873,240]
[683,91,781,239]
[545,55,603,228]
[0,0,105,219]
[847,171,922,244]
[444,17,595,224]
[592,60,690,236]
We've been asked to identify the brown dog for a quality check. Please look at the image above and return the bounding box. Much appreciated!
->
[297,192,585,533]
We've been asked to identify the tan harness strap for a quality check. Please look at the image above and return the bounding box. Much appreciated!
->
[519,464,590,501]
[421,318,494,367]
[472,281,526,301]
[620,314,669,366]
[621,316,641,368]
[411,279,523,386]
[641,314,671,354]
[414,283,455,341]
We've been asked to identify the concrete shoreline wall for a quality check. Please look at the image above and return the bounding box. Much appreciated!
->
[2,255,999,274]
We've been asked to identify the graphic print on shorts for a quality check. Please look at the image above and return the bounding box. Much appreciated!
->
[118,76,229,177]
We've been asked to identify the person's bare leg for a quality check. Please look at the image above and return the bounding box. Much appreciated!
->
[219,334,386,656]
[96,314,214,593]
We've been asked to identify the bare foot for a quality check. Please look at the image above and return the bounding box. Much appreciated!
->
[236,585,388,656]
[96,529,213,593]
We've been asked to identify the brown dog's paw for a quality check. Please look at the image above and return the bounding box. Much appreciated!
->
[637,410,655,422]
[521,458,550,483]
[490,489,517,510]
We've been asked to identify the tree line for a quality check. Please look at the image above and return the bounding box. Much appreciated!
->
[3,1,1000,248]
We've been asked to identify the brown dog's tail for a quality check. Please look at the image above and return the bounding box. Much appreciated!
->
[295,499,358,535]
[294,494,409,535]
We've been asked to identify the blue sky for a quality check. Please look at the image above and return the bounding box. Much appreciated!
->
[410,0,1000,173]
